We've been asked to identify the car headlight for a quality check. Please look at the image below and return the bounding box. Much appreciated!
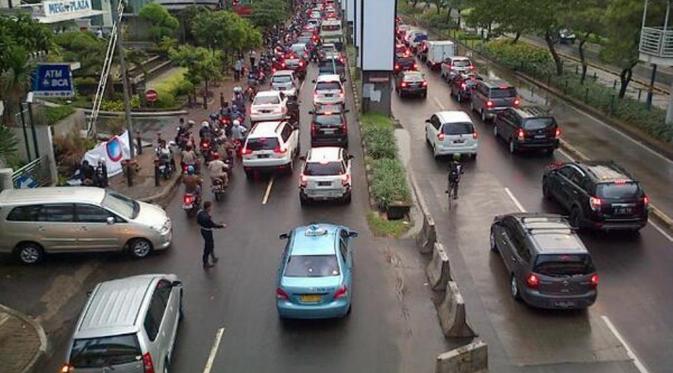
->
[154,220,170,234]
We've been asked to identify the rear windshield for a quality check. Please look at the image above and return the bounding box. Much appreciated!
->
[321,24,341,32]
[285,254,340,277]
[69,334,141,368]
[272,75,293,84]
[246,137,279,151]
[315,114,342,126]
[304,161,345,175]
[534,254,595,276]
[490,87,517,98]
[596,182,641,199]
[404,73,424,82]
[414,34,428,41]
[396,56,415,65]
[316,82,341,91]
[253,96,280,105]
[453,59,471,67]
[524,117,555,130]
[292,44,306,52]
[442,122,475,135]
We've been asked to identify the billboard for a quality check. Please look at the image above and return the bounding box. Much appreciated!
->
[361,0,395,71]
[346,0,354,22]
[31,63,74,97]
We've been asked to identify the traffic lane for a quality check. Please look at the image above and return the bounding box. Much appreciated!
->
[395,58,673,371]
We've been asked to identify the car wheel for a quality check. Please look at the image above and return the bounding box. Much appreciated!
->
[343,194,352,204]
[128,238,152,259]
[300,194,308,206]
[511,274,522,300]
[570,207,582,229]
[422,91,427,99]
[480,109,487,123]
[245,170,253,180]
[493,125,499,138]
[542,180,552,200]
[15,242,44,265]
[164,360,169,373]
[432,144,439,160]
[179,291,184,320]
[508,139,517,154]
[489,230,498,252]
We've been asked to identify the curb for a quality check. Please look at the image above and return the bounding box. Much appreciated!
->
[559,139,673,233]
[139,174,182,208]
[0,304,48,373]
[82,108,189,118]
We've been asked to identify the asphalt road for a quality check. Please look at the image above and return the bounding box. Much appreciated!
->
[392,51,673,372]
[0,63,450,373]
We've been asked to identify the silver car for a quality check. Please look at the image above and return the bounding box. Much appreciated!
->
[271,70,298,97]
[62,274,183,373]
[0,187,172,264]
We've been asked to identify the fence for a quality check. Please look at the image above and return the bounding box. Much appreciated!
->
[11,155,54,189]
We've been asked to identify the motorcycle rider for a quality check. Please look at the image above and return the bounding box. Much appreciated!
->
[199,121,212,140]
[182,165,203,200]
[181,144,199,173]
[447,153,464,199]
[156,139,174,174]
[207,152,229,188]
[230,119,247,142]
[232,86,245,110]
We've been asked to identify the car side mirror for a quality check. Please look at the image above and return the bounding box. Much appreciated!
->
[279,233,289,239]
[341,77,346,82]
[106,217,115,225]
[425,119,432,124]
[348,231,359,238]
[171,280,182,287]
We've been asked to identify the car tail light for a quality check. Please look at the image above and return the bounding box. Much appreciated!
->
[526,273,539,289]
[643,195,650,207]
[469,65,475,70]
[589,196,602,211]
[517,128,525,141]
[142,352,155,373]
[472,132,479,140]
[413,63,418,69]
[276,287,289,300]
[311,123,318,136]
[590,274,599,288]
[334,285,348,299]
[461,82,467,90]
[61,364,74,373]
[299,61,304,67]
[437,133,445,141]
[554,127,561,139]
[422,81,428,87]
[395,64,400,70]
[281,62,286,68]
[401,82,408,88]
[274,145,287,154]
[339,91,345,98]
[513,98,521,107]
[486,100,494,108]
[242,147,252,155]
[341,174,351,186]
[300,175,308,188]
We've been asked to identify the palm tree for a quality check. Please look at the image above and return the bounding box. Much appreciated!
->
[0,46,33,126]
[0,124,18,166]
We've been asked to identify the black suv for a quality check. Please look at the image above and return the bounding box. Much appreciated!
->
[309,104,350,147]
[394,53,417,74]
[542,161,649,231]
[490,213,598,309]
[470,79,519,122]
[493,106,560,154]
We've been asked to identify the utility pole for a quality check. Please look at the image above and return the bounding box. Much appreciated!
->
[111,0,136,183]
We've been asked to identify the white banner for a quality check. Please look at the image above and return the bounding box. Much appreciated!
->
[83,131,131,177]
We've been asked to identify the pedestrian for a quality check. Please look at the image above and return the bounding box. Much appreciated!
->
[249,50,257,70]
[95,156,108,188]
[234,58,242,81]
[197,201,226,269]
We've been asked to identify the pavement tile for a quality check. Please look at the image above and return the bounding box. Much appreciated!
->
[0,305,44,373]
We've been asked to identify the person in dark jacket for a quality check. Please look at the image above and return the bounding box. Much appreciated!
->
[80,160,95,186]
[197,201,226,268]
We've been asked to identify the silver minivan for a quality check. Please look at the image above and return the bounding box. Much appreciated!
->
[0,187,172,264]
[62,274,183,373]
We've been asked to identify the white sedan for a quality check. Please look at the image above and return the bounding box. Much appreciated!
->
[250,90,288,123]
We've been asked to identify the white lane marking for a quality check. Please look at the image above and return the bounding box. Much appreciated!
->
[650,221,673,242]
[557,148,574,161]
[262,176,275,205]
[433,97,445,110]
[504,187,526,213]
[601,315,650,373]
[203,327,225,373]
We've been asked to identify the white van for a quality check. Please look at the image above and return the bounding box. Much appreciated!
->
[426,40,456,70]
[320,19,343,50]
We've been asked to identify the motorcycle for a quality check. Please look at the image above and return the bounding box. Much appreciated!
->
[211,177,227,201]
[200,138,214,164]
[182,192,200,217]
[245,86,257,102]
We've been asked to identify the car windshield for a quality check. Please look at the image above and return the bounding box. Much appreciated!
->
[316,81,341,90]
[101,191,138,219]
[596,182,641,199]
[272,75,293,84]
[322,24,341,32]
[253,96,280,105]
[524,117,555,130]
[304,161,345,175]
[534,254,595,276]
[453,59,471,67]
[442,122,474,135]
[490,87,517,98]
[323,45,337,52]
[315,114,342,126]
[69,334,141,368]
[292,44,306,52]
[246,137,279,151]
[285,254,340,277]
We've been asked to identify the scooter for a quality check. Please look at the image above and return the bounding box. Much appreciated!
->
[211,178,227,201]
[182,192,200,217]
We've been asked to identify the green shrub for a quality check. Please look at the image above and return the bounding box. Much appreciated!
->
[74,76,98,86]
[44,105,75,125]
[154,92,176,108]
[481,39,553,75]
[367,211,410,238]
[360,113,397,160]
[421,13,455,30]
[397,0,423,15]
[371,158,411,209]
[100,99,124,112]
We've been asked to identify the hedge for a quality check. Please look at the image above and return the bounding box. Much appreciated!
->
[44,105,75,125]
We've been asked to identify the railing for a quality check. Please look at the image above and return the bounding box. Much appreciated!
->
[640,26,673,58]
[11,156,53,189]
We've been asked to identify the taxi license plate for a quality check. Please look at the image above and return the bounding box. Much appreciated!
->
[614,207,632,215]
[300,294,321,303]
[554,301,576,308]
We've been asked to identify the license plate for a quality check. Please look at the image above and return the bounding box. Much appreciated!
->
[318,181,331,186]
[614,207,632,215]
[159,165,166,171]
[534,135,546,139]
[323,129,336,134]
[554,301,576,308]
[324,94,333,97]
[257,154,269,159]
[453,139,465,144]
[300,294,321,303]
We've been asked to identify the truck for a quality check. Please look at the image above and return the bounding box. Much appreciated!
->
[425,40,456,71]
[320,19,344,51]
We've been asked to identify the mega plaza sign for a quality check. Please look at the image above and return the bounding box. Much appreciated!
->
[43,0,93,17]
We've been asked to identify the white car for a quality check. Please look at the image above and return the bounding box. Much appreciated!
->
[313,74,345,106]
[250,90,288,123]
[242,121,300,178]
[440,56,474,81]
[299,147,352,205]
[271,70,299,97]
[425,111,479,159]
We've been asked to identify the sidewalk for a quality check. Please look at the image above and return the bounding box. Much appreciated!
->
[0,304,47,373]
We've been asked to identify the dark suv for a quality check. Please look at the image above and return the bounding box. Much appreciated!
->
[470,79,520,122]
[542,161,649,231]
[493,106,560,154]
[394,53,417,74]
[309,104,349,147]
[490,213,598,309]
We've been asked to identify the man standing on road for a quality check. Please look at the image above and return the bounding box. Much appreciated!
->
[234,58,242,81]
[197,201,226,269]
[249,50,257,70]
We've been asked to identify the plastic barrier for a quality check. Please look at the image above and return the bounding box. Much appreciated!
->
[437,281,476,338]
[426,242,451,291]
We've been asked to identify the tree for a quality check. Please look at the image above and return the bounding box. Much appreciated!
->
[178,5,210,44]
[464,0,502,40]
[169,45,222,108]
[52,31,107,78]
[559,0,607,83]
[0,124,18,166]
[139,3,179,44]
[192,10,262,66]
[249,0,288,30]
[1,47,33,126]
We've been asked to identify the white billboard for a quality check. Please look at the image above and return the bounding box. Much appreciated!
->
[361,0,395,71]
[346,0,354,22]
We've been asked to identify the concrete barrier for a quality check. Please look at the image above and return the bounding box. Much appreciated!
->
[437,281,476,338]
[426,242,451,290]
[436,340,488,373]
[416,213,437,254]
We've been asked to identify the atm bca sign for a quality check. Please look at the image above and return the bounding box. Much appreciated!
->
[32,63,74,97]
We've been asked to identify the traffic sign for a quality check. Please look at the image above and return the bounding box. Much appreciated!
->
[31,63,74,97]
[145,89,158,103]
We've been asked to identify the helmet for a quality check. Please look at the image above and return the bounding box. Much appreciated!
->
[453,153,461,161]
[234,86,243,93]
[188,120,195,126]
[187,165,195,175]
[211,152,220,160]
[233,119,241,126]
[201,121,210,128]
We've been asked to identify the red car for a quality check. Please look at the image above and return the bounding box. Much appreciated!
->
[395,43,409,55]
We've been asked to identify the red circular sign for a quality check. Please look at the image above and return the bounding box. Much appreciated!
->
[145,89,158,103]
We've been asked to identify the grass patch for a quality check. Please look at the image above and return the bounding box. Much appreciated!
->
[367,211,410,238]
[146,67,187,108]
[43,105,75,125]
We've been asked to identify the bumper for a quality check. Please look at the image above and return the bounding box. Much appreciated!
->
[301,188,351,201]
[277,298,350,319]
[400,87,427,96]
[311,135,348,146]
[484,108,508,119]
[515,139,559,150]
[250,113,285,122]
[435,143,478,156]
[152,228,173,251]
[315,97,345,106]
[521,288,597,310]
[586,216,648,231]
[243,161,292,173]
